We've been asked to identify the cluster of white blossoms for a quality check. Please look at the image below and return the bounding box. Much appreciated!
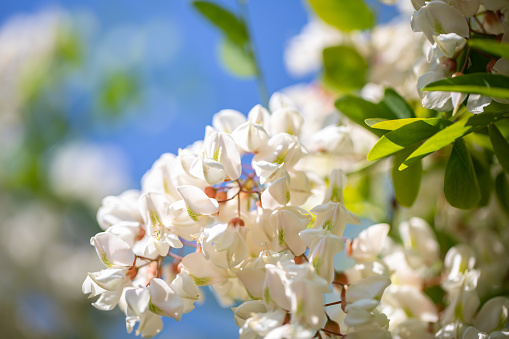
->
[340,217,509,339]
[284,2,425,103]
[83,92,369,338]
[412,0,509,113]
[82,90,509,338]
[81,1,509,337]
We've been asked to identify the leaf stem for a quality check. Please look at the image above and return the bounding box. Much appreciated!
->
[237,0,270,108]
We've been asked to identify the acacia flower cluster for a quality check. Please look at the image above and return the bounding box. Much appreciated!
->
[83,90,509,338]
[83,93,368,338]
[412,0,509,113]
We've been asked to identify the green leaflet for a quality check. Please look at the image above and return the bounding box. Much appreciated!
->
[364,118,388,127]
[471,154,492,207]
[193,1,248,46]
[469,39,509,60]
[382,88,415,119]
[401,111,509,170]
[495,172,509,217]
[323,45,368,92]
[370,118,449,131]
[422,73,509,99]
[444,138,480,209]
[367,119,451,161]
[219,38,256,77]
[489,124,509,174]
[392,146,422,207]
[307,0,373,32]
[335,95,398,137]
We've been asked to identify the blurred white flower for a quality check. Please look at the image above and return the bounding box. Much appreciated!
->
[49,142,130,207]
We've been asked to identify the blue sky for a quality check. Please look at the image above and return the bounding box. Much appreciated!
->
[0,0,312,185]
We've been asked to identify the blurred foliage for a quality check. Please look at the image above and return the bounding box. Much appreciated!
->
[0,10,144,339]
[307,0,374,32]
[322,45,368,93]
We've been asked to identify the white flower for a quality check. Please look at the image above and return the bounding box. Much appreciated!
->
[253,133,307,184]
[261,174,291,210]
[91,232,135,269]
[473,297,509,334]
[399,218,439,267]
[212,109,246,133]
[202,220,249,268]
[138,192,183,256]
[449,0,481,17]
[177,185,219,221]
[97,190,142,230]
[268,206,311,256]
[82,268,127,311]
[309,201,360,238]
[232,120,269,153]
[234,301,286,338]
[349,223,390,262]
[427,33,466,62]
[270,106,304,136]
[346,275,391,303]
[191,131,242,184]
[180,251,229,286]
[169,271,200,314]
[411,1,469,43]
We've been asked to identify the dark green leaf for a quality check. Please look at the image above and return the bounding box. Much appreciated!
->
[495,172,509,216]
[381,88,415,119]
[219,38,256,77]
[444,138,480,209]
[323,45,368,92]
[422,73,509,99]
[469,39,509,60]
[335,95,398,137]
[401,111,509,170]
[307,0,374,32]
[489,124,509,173]
[471,155,492,206]
[368,119,451,161]
[193,1,248,46]
[392,146,422,207]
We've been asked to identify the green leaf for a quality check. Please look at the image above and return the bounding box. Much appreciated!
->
[381,88,415,119]
[364,118,387,127]
[322,45,368,92]
[401,111,509,170]
[367,119,451,161]
[193,1,248,46]
[444,138,480,209]
[335,95,398,137]
[495,172,509,216]
[307,0,374,32]
[219,38,256,77]
[469,39,509,60]
[471,154,492,207]
[371,118,450,131]
[392,147,422,207]
[489,124,509,173]
[422,73,509,99]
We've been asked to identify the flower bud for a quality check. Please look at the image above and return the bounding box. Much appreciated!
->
[442,58,457,73]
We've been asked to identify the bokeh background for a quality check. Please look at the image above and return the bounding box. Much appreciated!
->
[0,1,397,338]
